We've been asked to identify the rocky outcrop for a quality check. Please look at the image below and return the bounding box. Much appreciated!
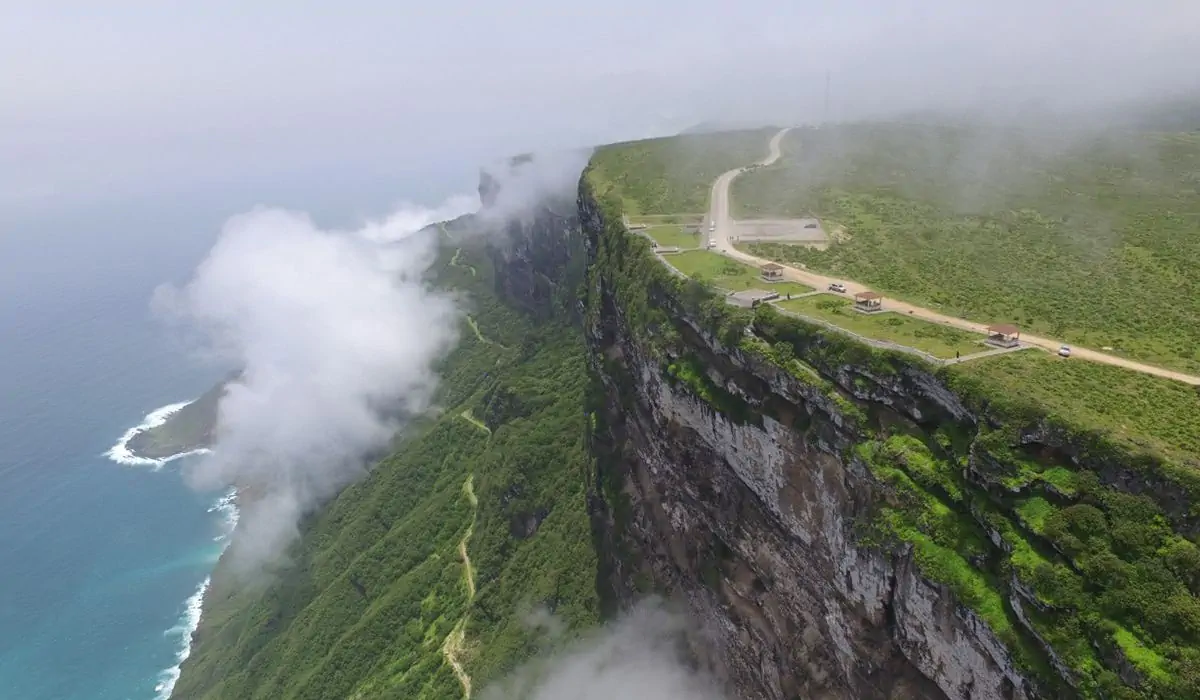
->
[581,264,1034,699]
[478,153,589,320]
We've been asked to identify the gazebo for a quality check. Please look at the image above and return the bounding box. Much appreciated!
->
[985,324,1021,348]
[853,291,883,313]
[760,262,785,282]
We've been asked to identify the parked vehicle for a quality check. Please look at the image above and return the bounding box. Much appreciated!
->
[1058,345,1072,358]
[828,282,847,293]
[709,221,716,232]
[804,222,818,229]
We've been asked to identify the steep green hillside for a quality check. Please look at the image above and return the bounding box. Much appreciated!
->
[172,237,598,699]
[731,123,1200,372]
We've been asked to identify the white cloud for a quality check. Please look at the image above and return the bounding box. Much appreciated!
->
[481,599,727,700]
[4,1,1198,207]
[153,195,477,570]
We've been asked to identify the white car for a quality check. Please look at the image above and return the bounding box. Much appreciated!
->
[1058,345,1072,358]
[709,221,716,232]
[828,282,847,293]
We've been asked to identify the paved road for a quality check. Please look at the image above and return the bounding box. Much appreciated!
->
[708,129,1200,386]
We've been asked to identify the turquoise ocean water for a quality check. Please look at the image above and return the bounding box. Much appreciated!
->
[0,166,472,699]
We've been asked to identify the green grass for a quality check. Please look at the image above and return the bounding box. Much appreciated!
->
[665,250,811,295]
[775,293,984,359]
[644,224,701,249]
[173,239,600,699]
[945,350,1200,466]
[1015,496,1056,534]
[731,123,1200,373]
[880,434,963,501]
[628,213,704,225]
[1112,624,1173,685]
[998,459,1081,496]
[590,128,776,215]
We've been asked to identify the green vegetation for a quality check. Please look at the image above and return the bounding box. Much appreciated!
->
[732,123,1200,373]
[173,241,599,699]
[627,213,704,226]
[859,426,1200,697]
[857,439,1011,635]
[590,128,775,215]
[665,250,811,296]
[590,140,1200,696]
[945,350,1200,469]
[644,224,700,249]
[127,373,234,459]
[776,293,984,359]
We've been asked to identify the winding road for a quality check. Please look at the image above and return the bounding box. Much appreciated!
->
[708,128,1200,386]
[443,475,479,699]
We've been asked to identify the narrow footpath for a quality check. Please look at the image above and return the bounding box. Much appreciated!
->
[442,475,478,699]
[708,129,1200,386]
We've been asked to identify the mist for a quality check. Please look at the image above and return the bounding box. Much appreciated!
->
[149,147,594,571]
[481,600,727,700]
[6,2,1200,213]
[153,196,474,571]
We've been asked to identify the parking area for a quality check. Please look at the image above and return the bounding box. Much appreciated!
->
[731,218,828,247]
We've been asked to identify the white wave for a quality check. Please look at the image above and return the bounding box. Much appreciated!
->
[105,399,212,469]
[154,489,239,699]
[208,489,240,544]
[153,575,209,700]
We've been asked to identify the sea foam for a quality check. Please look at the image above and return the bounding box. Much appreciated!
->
[105,400,212,469]
[153,575,208,700]
[153,488,238,700]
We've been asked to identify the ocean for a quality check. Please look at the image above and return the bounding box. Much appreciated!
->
[0,166,474,699]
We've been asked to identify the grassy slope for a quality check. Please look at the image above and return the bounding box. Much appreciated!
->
[589,127,776,215]
[644,224,701,249]
[665,250,811,296]
[172,239,598,699]
[731,124,1200,373]
[778,293,984,359]
[945,350,1200,468]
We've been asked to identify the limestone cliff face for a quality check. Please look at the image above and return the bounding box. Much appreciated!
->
[485,169,1195,700]
[577,224,1026,699]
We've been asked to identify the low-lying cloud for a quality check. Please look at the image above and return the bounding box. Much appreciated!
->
[481,600,727,700]
[154,195,476,570]
[477,149,592,225]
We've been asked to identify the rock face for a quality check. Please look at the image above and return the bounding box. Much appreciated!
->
[581,293,1030,700]
[478,156,587,321]
[463,177,1038,699]
[481,172,1200,700]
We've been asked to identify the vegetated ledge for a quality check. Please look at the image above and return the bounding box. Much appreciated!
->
[578,161,1200,699]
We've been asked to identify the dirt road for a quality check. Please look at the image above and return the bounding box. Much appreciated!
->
[709,129,1200,386]
[442,475,478,698]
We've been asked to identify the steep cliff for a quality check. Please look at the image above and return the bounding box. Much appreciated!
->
[577,170,1200,699]
[173,153,1199,700]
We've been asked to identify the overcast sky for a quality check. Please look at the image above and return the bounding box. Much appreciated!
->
[4,1,1199,210]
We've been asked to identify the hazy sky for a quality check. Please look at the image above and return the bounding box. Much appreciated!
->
[4,1,1199,209]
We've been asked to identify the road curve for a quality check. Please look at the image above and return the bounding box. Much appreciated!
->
[708,129,1200,386]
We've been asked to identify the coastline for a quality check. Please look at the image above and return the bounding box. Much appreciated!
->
[106,402,235,700]
[104,400,212,469]
[153,489,239,700]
